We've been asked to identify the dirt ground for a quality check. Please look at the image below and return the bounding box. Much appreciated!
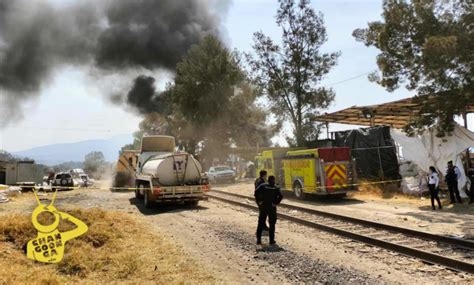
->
[0,182,473,284]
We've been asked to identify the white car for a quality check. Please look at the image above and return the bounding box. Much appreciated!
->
[207,166,236,184]
[51,172,77,190]
[79,174,94,187]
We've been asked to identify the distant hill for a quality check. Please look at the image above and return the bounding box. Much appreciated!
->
[12,134,134,166]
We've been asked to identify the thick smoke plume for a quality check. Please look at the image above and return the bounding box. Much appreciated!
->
[127,75,168,114]
[0,0,228,124]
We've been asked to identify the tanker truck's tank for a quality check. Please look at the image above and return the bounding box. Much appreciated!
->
[141,152,202,186]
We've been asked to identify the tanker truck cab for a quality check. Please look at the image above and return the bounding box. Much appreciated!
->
[135,135,209,208]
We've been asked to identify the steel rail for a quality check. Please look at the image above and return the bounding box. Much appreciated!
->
[207,191,474,274]
[211,189,474,250]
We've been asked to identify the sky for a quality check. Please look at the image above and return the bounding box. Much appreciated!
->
[0,0,470,152]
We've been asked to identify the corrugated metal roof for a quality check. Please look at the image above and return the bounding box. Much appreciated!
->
[315,95,474,129]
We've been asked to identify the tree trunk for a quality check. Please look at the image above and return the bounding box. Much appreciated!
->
[295,103,304,147]
[295,121,304,147]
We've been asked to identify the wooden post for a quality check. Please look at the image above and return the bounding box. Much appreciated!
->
[462,112,468,129]
[325,121,330,139]
[370,115,375,127]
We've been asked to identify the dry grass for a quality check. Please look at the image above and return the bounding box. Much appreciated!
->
[349,181,417,201]
[0,208,215,284]
[350,181,474,214]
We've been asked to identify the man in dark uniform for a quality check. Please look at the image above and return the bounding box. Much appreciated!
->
[255,175,283,245]
[254,170,267,188]
[445,161,462,203]
[254,170,269,230]
[468,170,474,204]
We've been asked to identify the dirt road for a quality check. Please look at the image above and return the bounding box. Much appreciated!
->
[1,185,472,284]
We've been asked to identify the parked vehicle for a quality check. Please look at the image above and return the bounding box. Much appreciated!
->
[133,135,209,208]
[255,147,357,199]
[51,172,77,190]
[67,169,94,187]
[78,174,94,187]
[207,166,236,184]
[69,168,86,175]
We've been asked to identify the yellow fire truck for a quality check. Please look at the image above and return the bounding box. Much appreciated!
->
[255,147,357,199]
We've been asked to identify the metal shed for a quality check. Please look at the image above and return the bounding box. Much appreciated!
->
[315,95,474,129]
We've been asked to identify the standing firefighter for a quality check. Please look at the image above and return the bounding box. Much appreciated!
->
[255,176,283,245]
[445,161,462,204]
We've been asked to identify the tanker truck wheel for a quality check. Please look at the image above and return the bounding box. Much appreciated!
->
[135,185,143,200]
[143,184,153,209]
[186,200,199,207]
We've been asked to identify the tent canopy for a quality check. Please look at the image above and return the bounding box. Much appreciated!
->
[315,95,474,129]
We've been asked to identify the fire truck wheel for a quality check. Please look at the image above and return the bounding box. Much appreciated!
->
[293,182,306,200]
[332,193,347,198]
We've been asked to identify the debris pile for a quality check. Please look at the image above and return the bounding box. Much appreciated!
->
[0,186,22,203]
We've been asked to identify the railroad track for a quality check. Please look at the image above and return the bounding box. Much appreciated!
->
[207,189,474,274]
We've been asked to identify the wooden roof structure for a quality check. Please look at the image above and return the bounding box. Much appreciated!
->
[315,96,474,129]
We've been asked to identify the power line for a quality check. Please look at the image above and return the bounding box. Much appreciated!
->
[323,71,373,87]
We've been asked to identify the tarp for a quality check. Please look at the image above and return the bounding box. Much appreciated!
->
[334,126,400,180]
[391,124,474,194]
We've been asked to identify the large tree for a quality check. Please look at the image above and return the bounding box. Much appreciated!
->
[125,35,274,165]
[247,0,340,147]
[353,0,473,135]
[171,35,273,164]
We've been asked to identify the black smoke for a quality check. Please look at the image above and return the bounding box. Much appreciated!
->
[96,0,219,70]
[127,75,169,114]
[0,0,228,124]
[0,1,100,92]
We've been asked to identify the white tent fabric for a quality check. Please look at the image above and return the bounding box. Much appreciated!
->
[391,124,474,195]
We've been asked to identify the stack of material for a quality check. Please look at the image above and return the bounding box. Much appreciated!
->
[398,162,428,196]
[400,176,428,196]
[0,186,22,203]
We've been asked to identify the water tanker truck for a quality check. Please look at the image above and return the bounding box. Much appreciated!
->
[134,135,209,208]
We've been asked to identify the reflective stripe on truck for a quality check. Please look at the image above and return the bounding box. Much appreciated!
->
[324,163,348,191]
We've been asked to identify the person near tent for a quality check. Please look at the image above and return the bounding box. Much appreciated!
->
[468,169,474,204]
[427,166,442,210]
[445,161,463,204]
